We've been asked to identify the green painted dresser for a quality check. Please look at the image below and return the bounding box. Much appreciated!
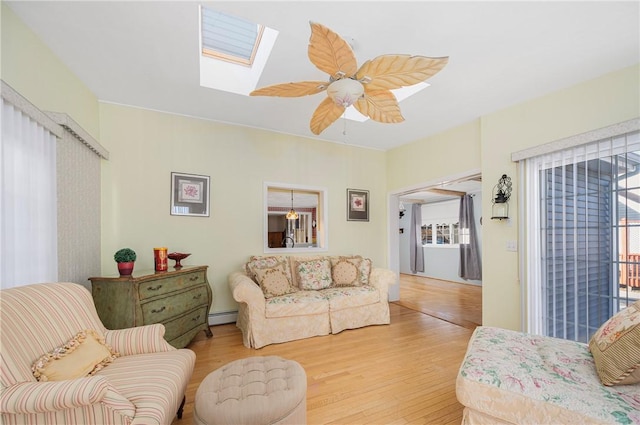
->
[89,265,213,348]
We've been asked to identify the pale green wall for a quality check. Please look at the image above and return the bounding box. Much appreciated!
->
[386,119,481,190]
[99,104,388,313]
[1,3,100,139]
[479,64,640,330]
[387,64,640,331]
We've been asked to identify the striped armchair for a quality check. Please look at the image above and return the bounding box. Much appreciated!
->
[0,282,196,425]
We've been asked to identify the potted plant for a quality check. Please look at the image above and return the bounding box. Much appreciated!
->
[114,248,137,276]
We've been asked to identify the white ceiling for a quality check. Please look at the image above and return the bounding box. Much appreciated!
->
[6,1,639,152]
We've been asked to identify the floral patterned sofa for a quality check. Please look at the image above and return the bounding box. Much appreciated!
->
[228,255,393,348]
[456,301,640,425]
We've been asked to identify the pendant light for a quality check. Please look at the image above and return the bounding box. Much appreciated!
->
[286,190,299,220]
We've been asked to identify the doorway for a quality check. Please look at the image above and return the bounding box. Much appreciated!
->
[388,170,483,323]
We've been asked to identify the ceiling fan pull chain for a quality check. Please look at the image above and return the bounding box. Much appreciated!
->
[342,113,348,143]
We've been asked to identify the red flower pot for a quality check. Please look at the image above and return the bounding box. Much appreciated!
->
[117,261,135,276]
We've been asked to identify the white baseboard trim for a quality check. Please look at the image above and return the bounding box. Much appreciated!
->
[208,311,238,326]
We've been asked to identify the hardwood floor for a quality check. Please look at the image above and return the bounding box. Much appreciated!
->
[175,277,481,425]
[395,274,482,330]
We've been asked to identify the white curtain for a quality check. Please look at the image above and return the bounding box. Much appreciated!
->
[1,98,58,288]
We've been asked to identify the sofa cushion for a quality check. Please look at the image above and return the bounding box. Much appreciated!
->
[32,329,118,382]
[288,255,325,288]
[96,349,196,425]
[320,286,379,310]
[457,326,640,425]
[253,263,297,298]
[589,300,640,386]
[245,256,292,284]
[265,290,329,318]
[330,256,362,287]
[296,257,333,290]
[359,257,372,285]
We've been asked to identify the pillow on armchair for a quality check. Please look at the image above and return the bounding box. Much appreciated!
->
[32,329,119,382]
[589,300,640,386]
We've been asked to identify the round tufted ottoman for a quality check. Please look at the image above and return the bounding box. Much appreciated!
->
[194,356,307,425]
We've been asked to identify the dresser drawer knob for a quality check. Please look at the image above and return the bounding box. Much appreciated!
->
[192,315,200,321]
[189,276,199,281]
[148,285,163,291]
[151,306,166,314]
[193,293,202,300]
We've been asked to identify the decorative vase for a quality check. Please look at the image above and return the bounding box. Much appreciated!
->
[117,261,135,276]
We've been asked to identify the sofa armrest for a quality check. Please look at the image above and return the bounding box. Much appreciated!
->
[0,376,135,417]
[369,268,394,300]
[229,271,266,316]
[104,323,175,356]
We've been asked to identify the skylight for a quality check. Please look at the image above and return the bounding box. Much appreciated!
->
[201,7,263,66]
[199,6,278,95]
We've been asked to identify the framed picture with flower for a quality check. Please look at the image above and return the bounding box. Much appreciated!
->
[347,188,369,222]
[170,172,210,217]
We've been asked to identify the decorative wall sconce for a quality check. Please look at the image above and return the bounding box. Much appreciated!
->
[491,174,512,220]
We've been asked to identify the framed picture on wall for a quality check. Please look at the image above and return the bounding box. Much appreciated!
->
[347,188,369,222]
[170,172,210,217]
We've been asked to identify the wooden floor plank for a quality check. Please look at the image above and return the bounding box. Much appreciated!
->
[174,275,481,424]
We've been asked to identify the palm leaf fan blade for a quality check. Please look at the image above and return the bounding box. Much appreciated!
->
[356,55,449,91]
[354,90,404,123]
[310,97,345,135]
[308,22,358,78]
[250,81,328,97]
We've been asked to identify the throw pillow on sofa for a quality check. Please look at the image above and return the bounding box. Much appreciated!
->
[245,256,292,284]
[589,300,640,386]
[331,255,371,286]
[32,329,118,382]
[296,258,332,290]
[253,263,297,298]
[330,256,362,286]
[359,257,372,285]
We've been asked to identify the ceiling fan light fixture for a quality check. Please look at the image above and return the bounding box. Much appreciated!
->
[327,78,364,107]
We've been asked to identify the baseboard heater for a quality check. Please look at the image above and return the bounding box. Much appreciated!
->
[208,311,238,326]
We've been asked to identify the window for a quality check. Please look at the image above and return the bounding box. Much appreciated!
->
[264,182,328,253]
[420,200,459,247]
[522,126,640,342]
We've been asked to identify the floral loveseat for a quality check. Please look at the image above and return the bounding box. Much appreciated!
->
[0,282,196,425]
[228,255,393,348]
[456,300,640,425]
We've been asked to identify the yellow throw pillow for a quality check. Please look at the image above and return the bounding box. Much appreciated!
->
[589,300,640,386]
[254,263,296,298]
[32,330,119,382]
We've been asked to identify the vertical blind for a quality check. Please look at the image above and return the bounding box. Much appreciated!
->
[1,98,58,288]
[524,129,640,342]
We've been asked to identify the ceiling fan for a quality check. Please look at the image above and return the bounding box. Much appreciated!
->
[250,22,449,135]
